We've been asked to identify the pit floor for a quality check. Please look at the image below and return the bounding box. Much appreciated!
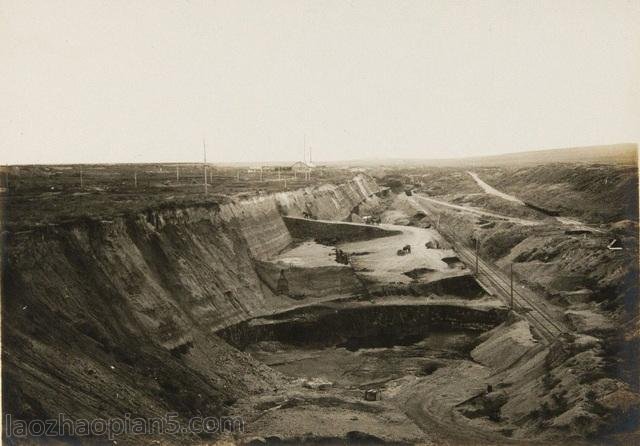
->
[234,330,493,444]
[275,217,473,285]
[246,330,480,389]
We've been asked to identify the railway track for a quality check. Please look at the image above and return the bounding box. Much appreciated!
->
[409,194,566,344]
[452,242,565,344]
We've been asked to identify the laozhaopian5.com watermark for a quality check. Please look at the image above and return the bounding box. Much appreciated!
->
[4,413,244,440]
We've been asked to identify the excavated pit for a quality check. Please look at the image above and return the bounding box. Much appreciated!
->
[218,303,506,351]
[217,208,512,444]
[221,299,509,445]
[3,175,526,445]
[218,302,507,415]
[4,171,635,445]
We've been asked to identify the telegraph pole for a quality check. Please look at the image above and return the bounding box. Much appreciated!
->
[176,166,179,182]
[203,139,208,195]
[510,263,514,310]
[475,238,479,276]
[80,166,84,189]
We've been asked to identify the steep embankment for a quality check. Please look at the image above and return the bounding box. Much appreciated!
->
[469,316,640,441]
[1,175,380,435]
[274,174,378,221]
[396,173,639,441]
[3,204,276,431]
[477,164,639,224]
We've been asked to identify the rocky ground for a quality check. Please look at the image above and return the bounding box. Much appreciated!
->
[2,166,638,445]
[371,165,639,443]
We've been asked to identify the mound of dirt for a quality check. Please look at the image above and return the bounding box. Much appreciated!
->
[471,318,537,369]
[565,309,616,335]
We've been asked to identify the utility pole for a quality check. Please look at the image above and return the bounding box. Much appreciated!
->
[80,166,84,189]
[475,238,479,276]
[176,166,179,182]
[203,139,208,195]
[510,263,514,310]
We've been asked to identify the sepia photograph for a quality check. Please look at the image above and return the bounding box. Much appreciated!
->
[1,1,639,445]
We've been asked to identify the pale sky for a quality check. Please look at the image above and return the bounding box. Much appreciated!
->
[1,0,639,164]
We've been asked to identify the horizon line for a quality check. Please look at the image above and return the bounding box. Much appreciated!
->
[3,142,637,167]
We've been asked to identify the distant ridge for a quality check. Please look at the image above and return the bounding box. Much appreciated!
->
[453,143,637,166]
[333,143,638,167]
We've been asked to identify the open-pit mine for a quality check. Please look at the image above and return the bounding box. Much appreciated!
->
[1,159,638,445]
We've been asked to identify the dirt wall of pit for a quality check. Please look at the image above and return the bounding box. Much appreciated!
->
[274,174,380,221]
[1,175,380,429]
[218,303,507,350]
[254,260,365,299]
[283,217,400,243]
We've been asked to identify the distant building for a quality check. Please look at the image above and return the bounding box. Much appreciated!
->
[268,165,294,171]
[291,161,314,172]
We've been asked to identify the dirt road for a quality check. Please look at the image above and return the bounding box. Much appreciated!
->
[411,194,542,226]
[400,361,526,446]
[468,171,525,205]
[467,171,604,233]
